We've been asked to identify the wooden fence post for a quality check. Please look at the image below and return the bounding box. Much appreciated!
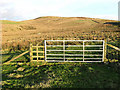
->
[104,39,107,62]
[30,43,33,61]
[43,44,44,60]
[37,44,38,62]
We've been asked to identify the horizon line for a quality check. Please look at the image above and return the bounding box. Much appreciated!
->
[0,16,118,22]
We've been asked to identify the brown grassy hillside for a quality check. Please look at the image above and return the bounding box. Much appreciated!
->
[1,16,119,50]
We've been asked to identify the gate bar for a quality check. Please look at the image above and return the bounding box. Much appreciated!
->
[44,40,47,62]
[45,40,104,41]
[63,40,65,61]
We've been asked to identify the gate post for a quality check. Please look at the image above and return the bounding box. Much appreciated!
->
[44,40,46,62]
[104,39,107,62]
[36,44,38,62]
[102,40,105,62]
[30,43,33,61]
[83,41,85,61]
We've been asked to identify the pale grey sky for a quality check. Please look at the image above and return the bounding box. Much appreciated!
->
[0,0,119,21]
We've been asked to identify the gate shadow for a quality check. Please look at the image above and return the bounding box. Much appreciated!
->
[19,50,30,62]
[2,49,21,63]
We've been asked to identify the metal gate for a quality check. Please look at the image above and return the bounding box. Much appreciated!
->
[44,40,105,62]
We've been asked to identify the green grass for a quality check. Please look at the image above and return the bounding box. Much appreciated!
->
[2,20,22,24]
[2,62,120,88]
[2,47,120,88]
[74,20,85,22]
[2,50,30,63]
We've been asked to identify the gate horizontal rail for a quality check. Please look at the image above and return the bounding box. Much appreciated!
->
[46,50,103,51]
[44,61,103,62]
[45,40,104,41]
[47,45,103,47]
[46,54,102,56]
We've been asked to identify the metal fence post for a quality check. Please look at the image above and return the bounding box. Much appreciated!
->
[83,41,85,61]
[44,40,47,62]
[102,40,105,62]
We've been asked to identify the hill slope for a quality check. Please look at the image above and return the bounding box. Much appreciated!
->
[1,16,119,50]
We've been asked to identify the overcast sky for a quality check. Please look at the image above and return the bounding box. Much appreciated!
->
[0,0,119,21]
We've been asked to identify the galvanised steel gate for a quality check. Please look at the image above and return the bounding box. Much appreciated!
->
[44,40,105,62]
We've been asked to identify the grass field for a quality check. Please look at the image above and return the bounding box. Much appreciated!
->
[2,61,120,88]
[1,16,120,88]
[2,48,120,88]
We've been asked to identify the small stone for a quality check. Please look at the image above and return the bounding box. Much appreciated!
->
[13,70,17,72]
[8,73,15,77]
[17,67,25,71]
[15,74,23,78]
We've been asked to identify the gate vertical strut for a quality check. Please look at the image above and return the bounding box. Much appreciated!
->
[63,40,65,61]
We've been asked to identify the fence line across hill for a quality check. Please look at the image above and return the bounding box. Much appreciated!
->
[3,39,120,64]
